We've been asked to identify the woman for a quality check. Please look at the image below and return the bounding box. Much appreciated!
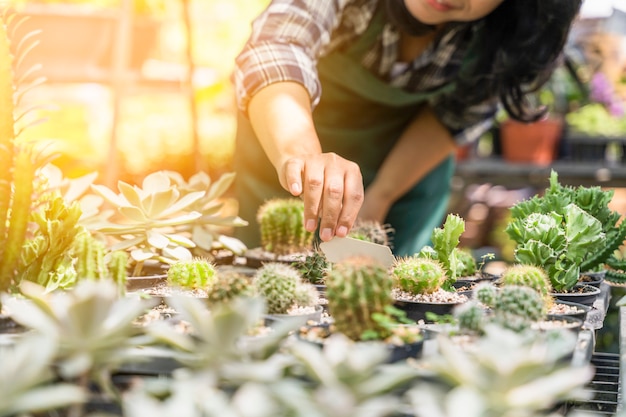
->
[232,0,582,256]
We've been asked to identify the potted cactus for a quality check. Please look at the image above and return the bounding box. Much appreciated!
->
[391,256,468,323]
[252,262,322,323]
[244,197,315,268]
[300,256,423,362]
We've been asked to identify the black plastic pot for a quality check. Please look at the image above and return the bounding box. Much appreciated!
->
[393,299,464,323]
[550,284,601,307]
[547,300,592,323]
[579,271,606,288]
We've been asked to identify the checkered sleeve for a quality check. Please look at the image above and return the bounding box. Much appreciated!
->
[233,0,349,113]
[429,95,499,146]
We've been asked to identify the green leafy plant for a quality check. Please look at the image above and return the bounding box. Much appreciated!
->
[166,257,217,290]
[505,203,604,292]
[256,198,314,255]
[507,170,626,286]
[417,213,466,287]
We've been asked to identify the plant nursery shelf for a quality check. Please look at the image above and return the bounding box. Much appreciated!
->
[455,158,626,188]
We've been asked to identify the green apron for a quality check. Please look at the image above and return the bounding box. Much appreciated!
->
[234,6,456,256]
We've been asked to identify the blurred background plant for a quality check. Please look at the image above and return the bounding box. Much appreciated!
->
[5,0,270,185]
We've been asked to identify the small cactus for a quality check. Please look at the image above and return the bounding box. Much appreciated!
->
[348,219,392,246]
[167,258,217,290]
[493,285,546,332]
[207,271,252,305]
[474,282,498,308]
[294,251,329,285]
[325,256,393,341]
[256,198,314,255]
[107,250,129,292]
[500,264,553,298]
[392,257,447,295]
[454,301,486,334]
[253,262,305,314]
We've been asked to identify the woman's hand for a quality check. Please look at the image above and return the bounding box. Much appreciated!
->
[279,152,364,242]
[248,81,364,242]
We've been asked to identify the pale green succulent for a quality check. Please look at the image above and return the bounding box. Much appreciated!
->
[407,325,594,417]
[1,280,158,380]
[0,334,86,417]
[164,170,248,255]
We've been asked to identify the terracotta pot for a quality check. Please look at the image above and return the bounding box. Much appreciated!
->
[500,118,563,165]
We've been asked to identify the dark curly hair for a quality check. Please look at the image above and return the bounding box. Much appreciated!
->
[456,0,583,122]
[382,0,582,121]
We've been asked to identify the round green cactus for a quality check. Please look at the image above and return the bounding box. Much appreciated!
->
[454,301,486,334]
[493,285,546,332]
[253,262,303,314]
[474,282,498,308]
[167,258,217,290]
[294,251,329,285]
[392,257,446,295]
[454,248,477,277]
[207,271,253,305]
[500,264,553,299]
[325,256,393,341]
[256,198,314,255]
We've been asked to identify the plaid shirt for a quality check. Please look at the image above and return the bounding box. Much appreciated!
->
[233,0,498,145]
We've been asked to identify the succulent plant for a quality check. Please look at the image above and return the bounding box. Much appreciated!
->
[167,258,217,290]
[325,256,394,341]
[493,285,547,332]
[256,198,314,255]
[392,256,447,295]
[453,247,477,277]
[206,271,253,305]
[500,264,553,299]
[294,251,329,285]
[164,170,248,256]
[0,15,84,293]
[347,219,393,246]
[252,262,315,314]
[417,213,466,287]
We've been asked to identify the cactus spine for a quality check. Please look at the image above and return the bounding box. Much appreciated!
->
[256,198,313,255]
[295,251,328,285]
[167,258,217,290]
[392,257,446,295]
[325,256,393,341]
